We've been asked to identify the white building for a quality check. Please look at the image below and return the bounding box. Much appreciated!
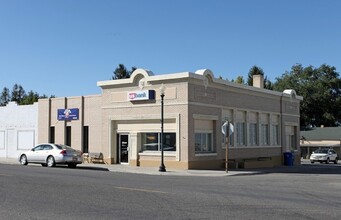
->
[0,102,38,158]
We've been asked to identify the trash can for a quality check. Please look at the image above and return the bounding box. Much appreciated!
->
[283,152,294,166]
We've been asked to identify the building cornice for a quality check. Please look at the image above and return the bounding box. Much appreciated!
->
[97,68,303,101]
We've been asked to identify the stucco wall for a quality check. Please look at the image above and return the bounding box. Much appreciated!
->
[185,75,301,169]
[0,102,38,158]
[100,81,189,164]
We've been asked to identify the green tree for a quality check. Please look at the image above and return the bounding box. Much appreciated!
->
[0,87,10,106]
[20,90,40,105]
[234,76,245,84]
[112,64,137,80]
[39,94,55,99]
[273,64,341,128]
[264,76,274,90]
[11,84,25,103]
[1,84,55,106]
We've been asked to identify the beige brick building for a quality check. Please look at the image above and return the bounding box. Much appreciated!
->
[38,68,302,169]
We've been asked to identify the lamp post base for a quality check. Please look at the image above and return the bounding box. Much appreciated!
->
[159,165,166,172]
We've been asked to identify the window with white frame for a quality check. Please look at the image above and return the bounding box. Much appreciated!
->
[194,118,215,153]
[195,133,213,153]
[261,124,269,145]
[289,134,297,151]
[236,122,246,146]
[285,126,297,151]
[272,124,279,145]
[249,123,258,146]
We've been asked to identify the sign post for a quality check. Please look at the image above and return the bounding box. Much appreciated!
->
[225,122,229,173]
[222,121,233,173]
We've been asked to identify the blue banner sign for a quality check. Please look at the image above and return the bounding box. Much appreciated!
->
[57,108,79,120]
[127,90,155,101]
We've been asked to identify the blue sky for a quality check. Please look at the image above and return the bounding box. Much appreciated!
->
[1,0,340,97]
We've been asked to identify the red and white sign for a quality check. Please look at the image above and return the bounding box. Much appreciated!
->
[127,90,155,101]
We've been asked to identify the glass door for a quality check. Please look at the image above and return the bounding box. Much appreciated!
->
[119,134,129,163]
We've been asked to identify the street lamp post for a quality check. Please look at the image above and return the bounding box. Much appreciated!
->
[159,84,166,172]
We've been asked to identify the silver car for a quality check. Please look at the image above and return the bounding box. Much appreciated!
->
[18,144,83,168]
[310,148,338,164]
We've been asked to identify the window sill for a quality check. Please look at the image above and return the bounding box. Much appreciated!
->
[139,151,176,156]
[195,153,218,157]
[229,145,281,149]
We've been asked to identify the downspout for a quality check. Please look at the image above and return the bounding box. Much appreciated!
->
[280,94,283,151]
[280,94,284,165]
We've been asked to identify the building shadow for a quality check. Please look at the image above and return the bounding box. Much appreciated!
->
[230,163,341,176]
[54,165,109,172]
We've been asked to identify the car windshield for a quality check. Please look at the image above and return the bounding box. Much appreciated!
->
[55,144,73,150]
[314,149,329,154]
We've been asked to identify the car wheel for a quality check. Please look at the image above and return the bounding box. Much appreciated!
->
[326,158,330,164]
[19,155,28,165]
[68,163,77,168]
[41,163,47,167]
[310,161,314,164]
[47,156,56,167]
[334,158,338,164]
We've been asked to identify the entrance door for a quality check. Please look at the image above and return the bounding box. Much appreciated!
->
[119,135,129,163]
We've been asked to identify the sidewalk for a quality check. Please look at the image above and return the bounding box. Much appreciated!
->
[0,157,262,177]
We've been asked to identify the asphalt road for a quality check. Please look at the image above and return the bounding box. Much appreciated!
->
[1,162,341,220]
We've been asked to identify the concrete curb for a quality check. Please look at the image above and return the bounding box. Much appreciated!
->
[0,157,260,177]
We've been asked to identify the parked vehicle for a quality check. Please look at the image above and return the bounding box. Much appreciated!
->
[18,144,83,168]
[310,148,338,164]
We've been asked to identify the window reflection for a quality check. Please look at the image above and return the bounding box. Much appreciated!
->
[141,133,176,151]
